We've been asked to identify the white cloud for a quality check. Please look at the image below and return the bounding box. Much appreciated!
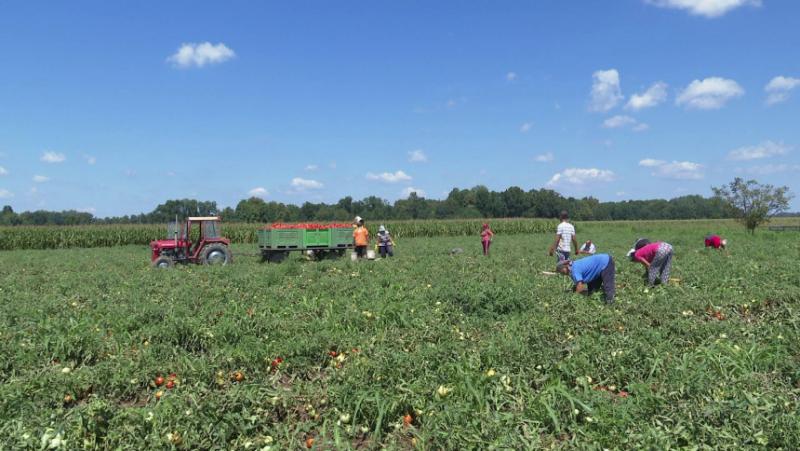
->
[248,187,269,198]
[167,42,235,68]
[519,122,533,133]
[727,140,790,160]
[626,82,668,110]
[639,158,666,167]
[616,191,627,197]
[290,177,323,190]
[534,152,554,163]
[304,164,319,171]
[0,166,7,176]
[366,170,412,183]
[401,186,426,198]
[547,168,616,186]
[0,189,13,198]
[740,163,800,175]
[41,151,66,163]
[640,159,704,180]
[603,115,637,128]
[603,115,649,131]
[408,149,428,163]
[506,72,517,81]
[78,207,97,214]
[84,154,96,165]
[676,77,744,110]
[765,76,800,105]
[644,0,761,18]
[589,69,623,112]
[33,175,50,183]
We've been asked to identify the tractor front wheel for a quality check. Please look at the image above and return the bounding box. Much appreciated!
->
[152,255,175,269]
[202,244,232,266]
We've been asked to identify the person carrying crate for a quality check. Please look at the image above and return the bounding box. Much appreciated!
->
[376,225,395,258]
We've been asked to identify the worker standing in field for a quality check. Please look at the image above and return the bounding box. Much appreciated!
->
[704,234,727,249]
[353,218,369,259]
[555,254,616,304]
[548,210,578,262]
[628,240,673,286]
[376,225,395,258]
[481,223,494,256]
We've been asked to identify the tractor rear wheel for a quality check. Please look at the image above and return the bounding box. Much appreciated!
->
[152,255,175,269]
[202,244,232,266]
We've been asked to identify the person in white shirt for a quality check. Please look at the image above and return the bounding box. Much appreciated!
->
[548,210,578,262]
[579,240,596,255]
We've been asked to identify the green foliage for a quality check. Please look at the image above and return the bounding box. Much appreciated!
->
[0,218,555,250]
[1,186,738,227]
[713,177,794,233]
[0,222,798,448]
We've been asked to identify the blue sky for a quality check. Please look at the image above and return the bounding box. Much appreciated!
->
[0,0,798,216]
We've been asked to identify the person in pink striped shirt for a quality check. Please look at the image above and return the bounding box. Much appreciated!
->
[627,239,673,287]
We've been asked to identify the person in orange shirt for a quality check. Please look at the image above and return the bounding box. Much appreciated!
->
[353,218,369,258]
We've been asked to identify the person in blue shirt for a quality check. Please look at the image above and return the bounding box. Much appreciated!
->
[555,254,616,304]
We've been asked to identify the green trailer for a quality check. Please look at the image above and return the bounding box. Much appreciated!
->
[258,223,353,262]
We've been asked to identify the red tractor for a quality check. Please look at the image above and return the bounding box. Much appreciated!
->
[150,216,232,268]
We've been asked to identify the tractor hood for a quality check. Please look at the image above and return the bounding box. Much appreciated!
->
[151,239,189,249]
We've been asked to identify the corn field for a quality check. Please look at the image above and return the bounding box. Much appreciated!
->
[0,218,554,250]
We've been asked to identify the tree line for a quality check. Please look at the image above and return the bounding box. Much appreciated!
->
[0,185,739,226]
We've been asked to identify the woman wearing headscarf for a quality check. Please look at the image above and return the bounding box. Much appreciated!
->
[376,225,395,258]
[628,238,673,287]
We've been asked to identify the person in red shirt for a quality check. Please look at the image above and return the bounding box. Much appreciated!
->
[480,223,494,256]
[628,239,673,286]
[704,235,727,249]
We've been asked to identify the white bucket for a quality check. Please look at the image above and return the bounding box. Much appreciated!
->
[366,249,376,260]
[350,252,358,261]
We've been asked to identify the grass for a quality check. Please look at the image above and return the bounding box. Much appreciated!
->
[0,222,798,449]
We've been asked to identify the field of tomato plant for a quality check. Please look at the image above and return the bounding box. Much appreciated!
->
[0,221,798,449]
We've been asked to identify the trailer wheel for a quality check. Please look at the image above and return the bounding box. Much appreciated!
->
[265,251,288,263]
[152,255,174,269]
[202,244,232,266]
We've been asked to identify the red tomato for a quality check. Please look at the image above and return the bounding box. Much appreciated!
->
[154,376,165,387]
[166,380,175,389]
[305,437,315,448]
[329,351,338,357]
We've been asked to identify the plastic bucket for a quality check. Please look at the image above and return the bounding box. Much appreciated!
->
[366,249,376,260]
[350,252,358,261]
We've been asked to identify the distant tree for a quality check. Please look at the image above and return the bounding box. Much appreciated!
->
[712,178,794,233]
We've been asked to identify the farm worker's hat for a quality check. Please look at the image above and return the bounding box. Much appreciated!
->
[378,225,386,232]
[482,223,489,229]
[354,216,362,223]
[721,239,727,247]
[626,248,636,258]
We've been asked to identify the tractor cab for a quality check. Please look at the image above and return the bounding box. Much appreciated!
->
[150,216,232,268]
